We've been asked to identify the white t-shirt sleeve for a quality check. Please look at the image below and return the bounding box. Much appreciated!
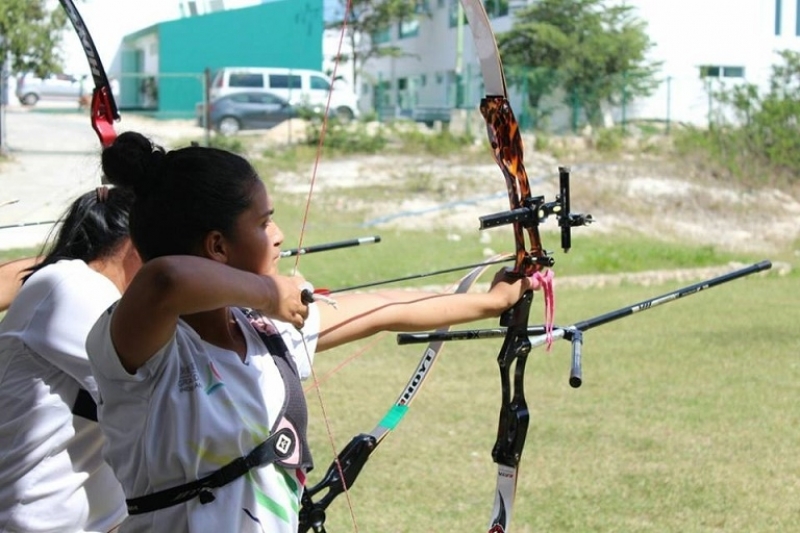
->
[21,262,121,392]
[86,305,174,383]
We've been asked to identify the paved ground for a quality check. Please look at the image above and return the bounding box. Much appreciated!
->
[0,102,203,251]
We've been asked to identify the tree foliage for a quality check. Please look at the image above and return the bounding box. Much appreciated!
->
[328,0,422,89]
[0,0,69,76]
[497,0,660,128]
[678,50,800,185]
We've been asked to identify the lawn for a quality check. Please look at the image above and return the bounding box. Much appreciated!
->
[1,132,797,532]
[303,270,798,532]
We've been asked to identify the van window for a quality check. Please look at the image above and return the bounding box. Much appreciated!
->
[229,73,264,88]
[269,74,302,89]
[310,75,331,91]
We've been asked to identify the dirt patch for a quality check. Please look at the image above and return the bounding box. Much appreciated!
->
[79,114,800,276]
[273,149,800,258]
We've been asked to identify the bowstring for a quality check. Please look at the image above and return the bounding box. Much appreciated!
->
[291,0,360,530]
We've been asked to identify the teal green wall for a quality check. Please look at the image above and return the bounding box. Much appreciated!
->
[129,0,323,118]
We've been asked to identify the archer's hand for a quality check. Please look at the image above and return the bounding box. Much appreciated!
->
[487,267,541,310]
[257,274,309,329]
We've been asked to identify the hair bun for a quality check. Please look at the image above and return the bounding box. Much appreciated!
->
[101,131,165,197]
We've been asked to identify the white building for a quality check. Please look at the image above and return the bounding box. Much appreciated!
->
[359,0,800,129]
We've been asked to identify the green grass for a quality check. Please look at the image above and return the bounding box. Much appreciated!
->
[0,247,40,263]
[276,209,765,291]
[2,131,796,530]
[305,271,799,532]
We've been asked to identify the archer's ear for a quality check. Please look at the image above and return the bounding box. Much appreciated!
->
[202,231,230,263]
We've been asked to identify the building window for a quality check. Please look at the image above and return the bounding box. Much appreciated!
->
[699,65,745,79]
[374,80,392,107]
[399,18,420,38]
[372,26,391,44]
[397,77,412,109]
[796,0,800,35]
[722,66,745,78]
[775,0,782,35]
[484,0,509,18]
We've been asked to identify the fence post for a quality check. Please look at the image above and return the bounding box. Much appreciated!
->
[666,76,672,135]
[377,72,383,123]
[203,68,211,147]
[571,89,579,133]
[520,69,530,130]
[465,62,472,137]
[621,71,627,132]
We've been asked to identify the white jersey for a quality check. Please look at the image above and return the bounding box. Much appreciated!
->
[0,260,127,533]
[86,304,319,533]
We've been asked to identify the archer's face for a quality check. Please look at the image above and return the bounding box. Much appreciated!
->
[225,180,283,276]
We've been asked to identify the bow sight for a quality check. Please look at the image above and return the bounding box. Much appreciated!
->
[478,166,594,265]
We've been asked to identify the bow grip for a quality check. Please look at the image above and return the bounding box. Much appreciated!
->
[298,433,377,532]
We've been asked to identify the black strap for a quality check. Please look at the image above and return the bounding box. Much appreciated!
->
[72,388,98,422]
[127,425,298,514]
[125,309,311,515]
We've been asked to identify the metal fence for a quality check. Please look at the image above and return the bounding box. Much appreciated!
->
[366,65,731,135]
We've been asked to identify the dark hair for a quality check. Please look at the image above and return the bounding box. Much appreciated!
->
[23,187,134,283]
[101,131,260,261]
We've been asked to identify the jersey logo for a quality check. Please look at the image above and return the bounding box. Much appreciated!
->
[204,361,225,395]
[178,362,201,392]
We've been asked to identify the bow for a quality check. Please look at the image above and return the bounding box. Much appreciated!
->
[299,2,591,530]
[298,254,508,532]
[59,0,119,150]
[458,2,591,531]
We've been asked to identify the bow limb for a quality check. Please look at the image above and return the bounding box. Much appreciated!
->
[298,254,510,532]
[59,0,120,150]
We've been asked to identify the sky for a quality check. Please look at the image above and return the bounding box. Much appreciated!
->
[61,0,341,75]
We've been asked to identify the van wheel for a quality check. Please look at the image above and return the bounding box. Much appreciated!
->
[335,106,354,123]
[20,93,39,106]
[217,117,241,136]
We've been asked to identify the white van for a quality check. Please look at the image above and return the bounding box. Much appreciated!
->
[210,67,359,121]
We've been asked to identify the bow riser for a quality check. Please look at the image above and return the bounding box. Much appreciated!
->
[480,97,550,274]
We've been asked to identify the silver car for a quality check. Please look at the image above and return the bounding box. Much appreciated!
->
[15,73,87,106]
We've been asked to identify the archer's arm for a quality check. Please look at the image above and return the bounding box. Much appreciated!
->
[109,255,308,373]
[316,269,534,352]
[0,257,40,312]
